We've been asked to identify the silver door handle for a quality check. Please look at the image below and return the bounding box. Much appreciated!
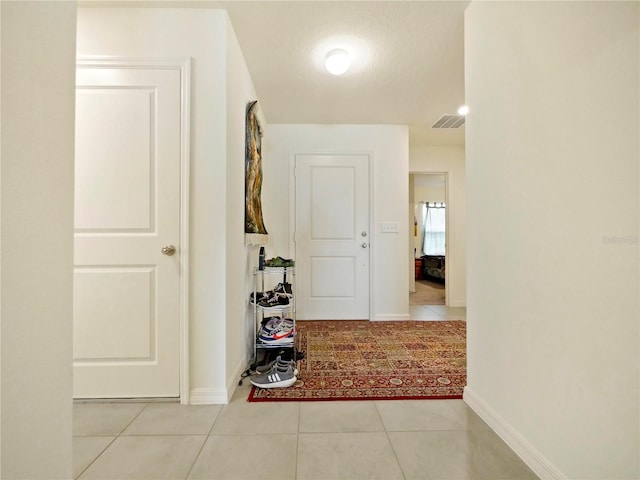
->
[161,245,176,256]
[361,243,368,248]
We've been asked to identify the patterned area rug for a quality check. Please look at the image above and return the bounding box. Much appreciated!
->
[248,320,466,402]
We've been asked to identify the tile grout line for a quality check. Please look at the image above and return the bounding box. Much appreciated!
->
[75,402,149,479]
[74,436,119,480]
[183,404,225,479]
[383,430,408,480]
[295,401,301,480]
[182,436,209,480]
[119,402,151,436]
[207,404,225,436]
[373,401,407,480]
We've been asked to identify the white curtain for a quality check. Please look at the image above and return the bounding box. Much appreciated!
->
[422,203,446,256]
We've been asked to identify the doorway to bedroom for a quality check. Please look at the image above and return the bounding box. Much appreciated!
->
[410,173,447,306]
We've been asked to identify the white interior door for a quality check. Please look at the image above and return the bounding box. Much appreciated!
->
[295,154,370,320]
[74,65,182,398]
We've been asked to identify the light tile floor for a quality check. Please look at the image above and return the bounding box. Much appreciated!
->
[74,392,538,479]
[409,304,467,321]
[74,307,537,479]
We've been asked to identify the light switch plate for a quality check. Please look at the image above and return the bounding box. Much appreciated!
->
[381,222,399,233]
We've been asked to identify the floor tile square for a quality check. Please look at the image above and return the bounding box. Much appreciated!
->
[409,306,445,320]
[73,436,115,479]
[299,401,384,433]
[188,434,296,480]
[425,306,466,320]
[211,398,299,434]
[73,403,146,436]
[123,403,222,435]
[375,399,467,431]
[473,429,539,479]
[446,400,491,431]
[388,430,538,479]
[77,435,206,480]
[388,430,478,479]
[297,432,404,480]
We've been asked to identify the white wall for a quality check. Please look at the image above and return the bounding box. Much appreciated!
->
[414,184,445,204]
[263,125,410,320]
[77,8,258,403]
[223,17,261,391]
[1,1,76,477]
[410,146,466,307]
[465,2,639,478]
[1,5,3,472]
[409,175,416,292]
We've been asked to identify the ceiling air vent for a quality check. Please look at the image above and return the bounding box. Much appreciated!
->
[432,114,465,129]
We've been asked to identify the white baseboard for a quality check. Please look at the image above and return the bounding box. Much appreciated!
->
[189,359,249,405]
[226,357,250,401]
[463,387,567,480]
[189,388,229,405]
[373,313,412,321]
[447,301,466,308]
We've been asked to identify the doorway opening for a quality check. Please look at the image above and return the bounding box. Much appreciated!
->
[410,173,447,306]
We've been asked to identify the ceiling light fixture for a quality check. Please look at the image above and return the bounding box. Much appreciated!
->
[457,105,469,116]
[325,49,351,75]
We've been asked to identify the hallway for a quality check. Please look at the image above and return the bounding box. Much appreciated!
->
[73,307,478,479]
[73,389,537,479]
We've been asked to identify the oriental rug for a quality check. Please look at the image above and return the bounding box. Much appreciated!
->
[248,320,466,402]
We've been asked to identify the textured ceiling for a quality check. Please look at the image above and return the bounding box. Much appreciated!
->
[213,1,469,146]
[84,1,469,146]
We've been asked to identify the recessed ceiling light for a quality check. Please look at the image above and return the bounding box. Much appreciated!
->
[325,49,351,75]
[457,105,469,116]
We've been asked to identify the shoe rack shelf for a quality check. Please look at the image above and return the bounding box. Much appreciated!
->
[251,266,296,361]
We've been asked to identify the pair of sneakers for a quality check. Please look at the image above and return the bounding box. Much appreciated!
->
[250,283,292,310]
[259,294,290,310]
[258,317,294,345]
[250,355,298,388]
[250,282,293,303]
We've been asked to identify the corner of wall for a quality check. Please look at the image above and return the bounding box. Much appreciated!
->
[1,1,76,476]
[464,387,567,479]
[223,9,261,396]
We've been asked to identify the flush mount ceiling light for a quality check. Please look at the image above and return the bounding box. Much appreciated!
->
[457,105,469,116]
[325,49,351,75]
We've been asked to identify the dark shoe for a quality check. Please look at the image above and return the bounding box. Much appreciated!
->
[249,291,267,304]
[273,282,293,297]
[257,292,290,310]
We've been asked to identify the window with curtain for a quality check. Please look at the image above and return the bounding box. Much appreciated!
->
[422,202,446,256]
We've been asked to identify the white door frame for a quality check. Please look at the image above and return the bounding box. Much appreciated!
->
[409,171,449,307]
[76,57,191,403]
[289,151,375,320]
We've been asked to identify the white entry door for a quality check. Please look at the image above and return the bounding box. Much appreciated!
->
[74,65,182,398]
[295,154,370,320]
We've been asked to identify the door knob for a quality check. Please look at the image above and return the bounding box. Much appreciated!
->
[161,245,176,256]
[361,243,368,248]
